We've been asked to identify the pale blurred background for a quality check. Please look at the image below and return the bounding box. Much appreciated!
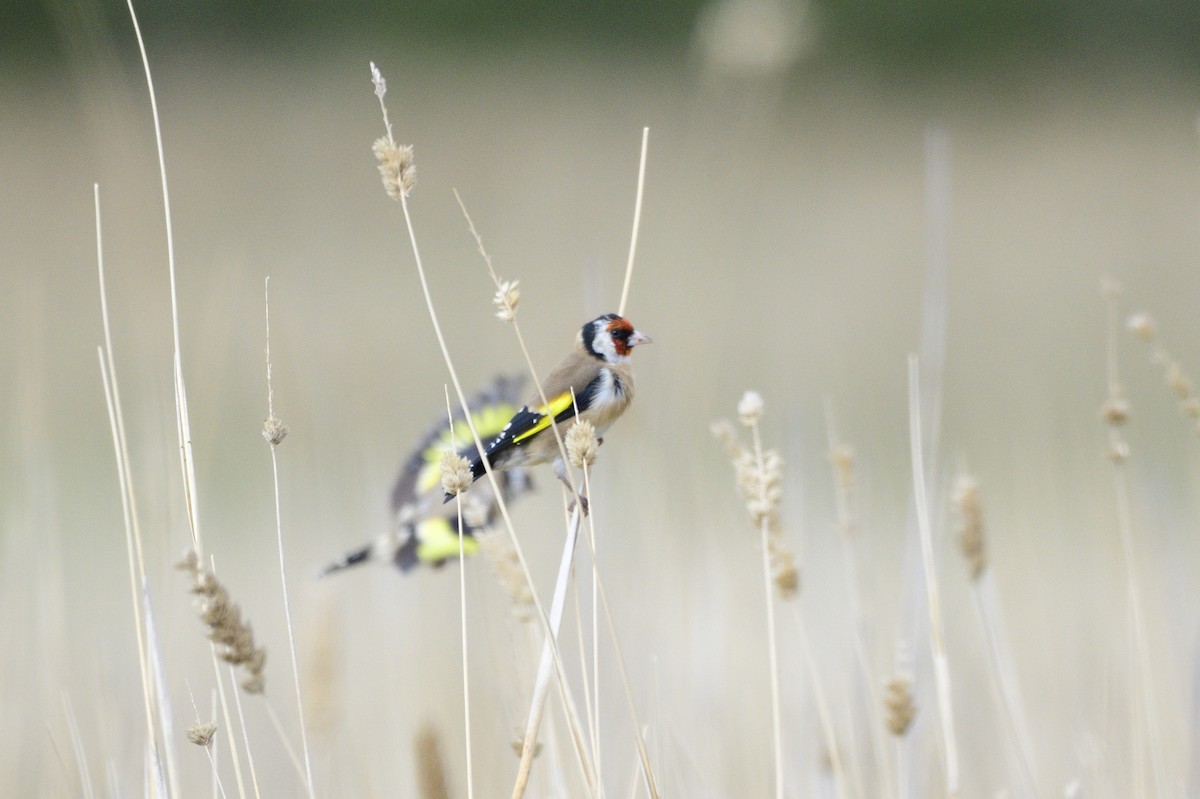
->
[5,0,1200,796]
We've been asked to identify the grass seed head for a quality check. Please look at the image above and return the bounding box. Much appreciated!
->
[1127,313,1157,342]
[262,415,288,445]
[1099,396,1130,427]
[952,474,987,581]
[884,674,916,736]
[186,722,217,749]
[373,137,416,200]
[493,279,520,322]
[177,549,268,694]
[737,390,764,427]
[440,450,473,498]
[566,418,599,468]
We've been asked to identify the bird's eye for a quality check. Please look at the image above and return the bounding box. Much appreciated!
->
[612,328,629,340]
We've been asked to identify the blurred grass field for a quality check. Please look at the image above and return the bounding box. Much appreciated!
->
[5,2,1200,796]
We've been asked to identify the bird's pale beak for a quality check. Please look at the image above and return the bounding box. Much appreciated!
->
[628,330,653,347]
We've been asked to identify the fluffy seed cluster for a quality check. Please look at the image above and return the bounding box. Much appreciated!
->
[440,450,473,498]
[177,550,267,694]
[737,390,764,427]
[883,674,916,736]
[373,138,416,201]
[186,722,217,749]
[712,398,799,600]
[262,415,288,446]
[952,474,987,581]
[493,279,520,322]
[566,419,599,469]
[1127,311,1200,433]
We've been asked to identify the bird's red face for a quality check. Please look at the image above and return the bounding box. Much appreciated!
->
[605,316,652,357]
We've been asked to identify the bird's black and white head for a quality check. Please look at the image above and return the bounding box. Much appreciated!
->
[580,314,652,364]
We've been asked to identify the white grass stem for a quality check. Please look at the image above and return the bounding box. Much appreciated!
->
[970,579,1037,797]
[513,505,595,799]
[578,464,659,798]
[262,278,316,799]
[618,127,650,318]
[142,583,181,798]
[95,185,169,798]
[824,399,890,799]
[570,569,599,786]
[894,738,909,799]
[227,665,262,799]
[445,390,476,799]
[62,692,95,799]
[906,355,959,795]
[749,421,784,799]
[592,515,601,794]
[791,607,849,799]
[124,0,205,558]
[209,653,248,799]
[263,699,307,786]
[1102,284,1166,795]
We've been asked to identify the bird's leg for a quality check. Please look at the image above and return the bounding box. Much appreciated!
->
[553,457,589,515]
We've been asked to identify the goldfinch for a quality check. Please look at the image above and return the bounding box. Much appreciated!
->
[444,313,652,504]
[321,375,534,576]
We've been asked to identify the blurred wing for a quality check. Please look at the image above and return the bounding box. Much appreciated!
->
[390,374,525,514]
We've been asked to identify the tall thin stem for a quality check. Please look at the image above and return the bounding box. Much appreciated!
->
[263,278,315,798]
[749,422,784,799]
[907,355,959,795]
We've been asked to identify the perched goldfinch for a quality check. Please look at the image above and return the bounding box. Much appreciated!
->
[321,375,534,576]
[444,313,652,504]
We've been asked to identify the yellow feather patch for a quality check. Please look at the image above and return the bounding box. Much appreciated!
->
[513,391,575,443]
[414,517,480,563]
[416,403,519,493]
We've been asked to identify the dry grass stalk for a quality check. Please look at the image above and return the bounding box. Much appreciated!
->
[177,550,267,694]
[441,394,477,799]
[95,201,170,796]
[883,675,916,737]
[617,127,650,317]
[907,355,959,796]
[951,475,987,581]
[1100,278,1132,463]
[711,410,798,601]
[262,277,315,799]
[1100,279,1166,795]
[822,400,884,799]
[714,391,791,799]
[1127,311,1200,433]
[572,428,660,798]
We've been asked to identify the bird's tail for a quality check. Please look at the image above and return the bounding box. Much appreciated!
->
[318,544,374,577]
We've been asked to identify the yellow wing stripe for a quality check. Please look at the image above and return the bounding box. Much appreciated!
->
[513,391,575,444]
